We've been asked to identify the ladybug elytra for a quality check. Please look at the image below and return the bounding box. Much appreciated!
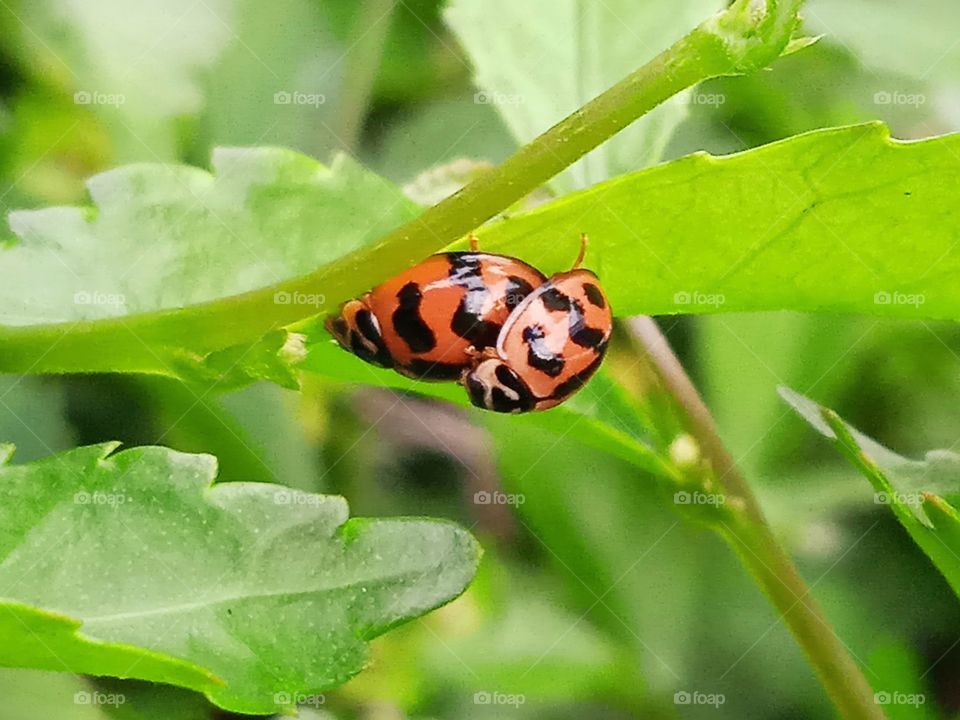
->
[325,235,546,381]
[327,233,612,412]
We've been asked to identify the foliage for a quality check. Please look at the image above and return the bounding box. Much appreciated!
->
[1,0,959,718]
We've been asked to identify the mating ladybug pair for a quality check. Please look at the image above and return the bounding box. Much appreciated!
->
[325,234,612,413]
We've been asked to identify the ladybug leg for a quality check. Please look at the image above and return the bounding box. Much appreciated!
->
[464,345,499,361]
[468,232,479,252]
[571,232,588,269]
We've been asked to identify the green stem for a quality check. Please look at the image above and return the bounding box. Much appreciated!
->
[627,318,882,720]
[0,0,804,376]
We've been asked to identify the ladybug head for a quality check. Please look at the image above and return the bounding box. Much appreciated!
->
[325,300,394,369]
[462,358,536,414]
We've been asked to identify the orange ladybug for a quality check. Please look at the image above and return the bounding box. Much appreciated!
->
[326,235,547,380]
[462,235,612,413]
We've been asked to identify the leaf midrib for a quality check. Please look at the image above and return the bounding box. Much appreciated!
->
[72,565,444,625]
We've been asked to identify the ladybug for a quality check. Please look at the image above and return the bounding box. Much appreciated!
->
[462,234,612,413]
[325,235,547,380]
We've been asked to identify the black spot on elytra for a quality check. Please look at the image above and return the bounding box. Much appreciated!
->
[550,352,605,401]
[355,309,380,344]
[583,282,606,308]
[447,253,499,346]
[392,282,436,353]
[402,359,464,381]
[523,324,565,377]
[491,364,535,413]
[566,296,606,350]
[571,326,606,349]
[451,307,499,347]
[505,275,535,308]
[540,287,570,312]
[349,330,393,368]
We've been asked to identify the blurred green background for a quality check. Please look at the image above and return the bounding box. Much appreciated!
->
[1,0,959,718]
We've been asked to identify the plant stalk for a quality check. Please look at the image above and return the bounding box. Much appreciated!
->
[627,317,882,720]
[0,0,803,375]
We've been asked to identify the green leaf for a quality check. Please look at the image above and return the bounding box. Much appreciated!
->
[0,443,480,714]
[0,0,813,378]
[299,335,673,481]
[866,641,936,720]
[780,387,960,601]
[473,123,960,319]
[0,148,418,373]
[2,149,416,328]
[8,122,960,382]
[445,0,724,191]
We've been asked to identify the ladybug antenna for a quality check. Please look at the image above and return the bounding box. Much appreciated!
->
[468,232,479,252]
[572,233,588,269]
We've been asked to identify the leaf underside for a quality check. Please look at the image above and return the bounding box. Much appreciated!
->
[780,387,960,601]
